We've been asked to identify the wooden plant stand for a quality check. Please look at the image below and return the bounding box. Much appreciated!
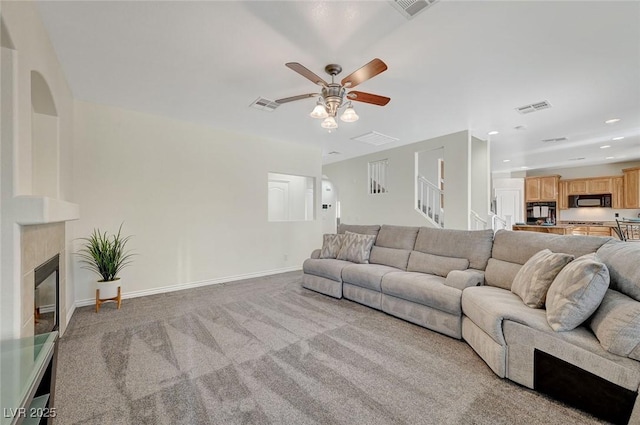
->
[96,286,122,313]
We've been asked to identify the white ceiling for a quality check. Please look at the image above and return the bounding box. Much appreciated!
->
[35,1,640,172]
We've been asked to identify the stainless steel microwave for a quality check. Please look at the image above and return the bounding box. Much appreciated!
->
[568,194,612,208]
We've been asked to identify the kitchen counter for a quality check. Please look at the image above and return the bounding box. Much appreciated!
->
[512,224,575,235]
[513,223,619,238]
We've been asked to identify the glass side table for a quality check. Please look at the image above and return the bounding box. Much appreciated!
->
[0,332,58,425]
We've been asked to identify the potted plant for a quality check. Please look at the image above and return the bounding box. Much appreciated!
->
[77,223,134,311]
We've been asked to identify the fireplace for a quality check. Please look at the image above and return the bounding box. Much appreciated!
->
[34,254,60,335]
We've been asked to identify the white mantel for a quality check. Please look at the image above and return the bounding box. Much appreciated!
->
[13,196,79,225]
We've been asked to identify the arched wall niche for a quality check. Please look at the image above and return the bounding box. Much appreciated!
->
[30,70,59,197]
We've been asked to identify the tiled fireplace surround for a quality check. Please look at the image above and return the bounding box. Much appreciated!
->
[20,222,66,337]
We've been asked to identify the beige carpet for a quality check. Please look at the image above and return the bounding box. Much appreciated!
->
[55,271,606,424]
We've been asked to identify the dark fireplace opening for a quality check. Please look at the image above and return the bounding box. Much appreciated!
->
[34,254,59,335]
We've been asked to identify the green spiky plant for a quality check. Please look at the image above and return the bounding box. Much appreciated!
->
[77,223,134,282]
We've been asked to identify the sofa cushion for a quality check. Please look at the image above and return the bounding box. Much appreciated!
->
[319,234,345,259]
[302,258,352,282]
[336,231,376,264]
[414,227,493,270]
[407,251,469,278]
[369,246,411,270]
[486,230,609,291]
[590,290,640,361]
[491,230,610,266]
[342,263,400,292]
[546,253,609,332]
[381,272,461,315]
[484,258,523,290]
[337,224,380,237]
[596,240,640,301]
[375,225,419,250]
[510,249,574,309]
[462,286,549,346]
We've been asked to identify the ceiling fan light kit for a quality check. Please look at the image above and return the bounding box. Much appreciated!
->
[310,102,329,119]
[321,116,338,129]
[275,58,390,130]
[340,105,359,123]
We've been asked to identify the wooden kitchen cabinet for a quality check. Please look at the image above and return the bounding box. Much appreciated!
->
[567,180,588,195]
[588,227,613,237]
[571,226,588,235]
[571,226,612,237]
[565,177,613,195]
[588,178,612,194]
[623,167,640,209]
[525,177,541,202]
[558,181,568,210]
[525,175,559,202]
[612,176,624,209]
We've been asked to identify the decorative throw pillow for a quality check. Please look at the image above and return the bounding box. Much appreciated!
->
[590,290,640,361]
[511,249,574,308]
[319,234,345,259]
[336,231,376,264]
[546,253,610,331]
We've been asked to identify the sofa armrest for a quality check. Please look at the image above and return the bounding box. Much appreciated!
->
[310,249,321,259]
[445,269,485,291]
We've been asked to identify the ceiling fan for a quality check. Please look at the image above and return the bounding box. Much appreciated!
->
[275,58,390,129]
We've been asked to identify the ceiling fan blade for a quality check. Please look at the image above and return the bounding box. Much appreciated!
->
[275,93,320,104]
[285,63,328,86]
[347,91,390,106]
[341,58,387,88]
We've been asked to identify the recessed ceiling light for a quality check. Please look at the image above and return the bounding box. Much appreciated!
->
[605,118,621,124]
[605,156,615,160]
[612,136,624,141]
[488,131,499,136]
[600,145,611,149]
[502,159,511,163]
[520,166,530,169]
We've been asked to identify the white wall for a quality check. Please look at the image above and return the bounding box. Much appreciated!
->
[470,136,490,222]
[323,131,471,229]
[72,101,322,303]
[320,177,338,234]
[1,1,75,339]
[525,161,640,180]
[417,147,443,186]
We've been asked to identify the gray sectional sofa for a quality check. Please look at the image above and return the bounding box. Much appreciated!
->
[302,224,640,424]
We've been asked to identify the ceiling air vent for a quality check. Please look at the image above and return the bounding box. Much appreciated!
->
[568,157,586,161]
[249,97,279,112]
[389,0,438,20]
[541,137,568,143]
[515,100,552,114]
[351,131,399,146]
[326,151,341,155]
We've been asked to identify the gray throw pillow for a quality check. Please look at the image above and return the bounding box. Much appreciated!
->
[590,290,640,361]
[511,249,574,309]
[319,234,345,259]
[336,231,376,264]
[546,253,610,331]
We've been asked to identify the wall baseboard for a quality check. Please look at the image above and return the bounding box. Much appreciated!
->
[73,266,302,309]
